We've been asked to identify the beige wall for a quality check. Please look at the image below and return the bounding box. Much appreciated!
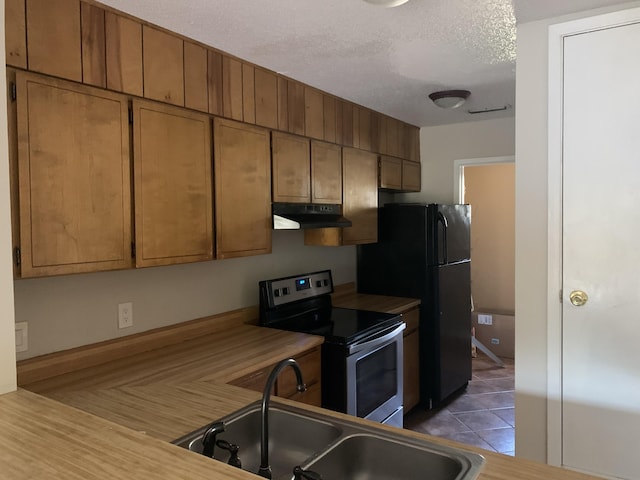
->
[514,2,640,463]
[0,0,18,395]
[14,232,355,359]
[464,164,515,312]
[398,117,515,204]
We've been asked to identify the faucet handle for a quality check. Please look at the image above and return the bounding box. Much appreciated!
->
[216,439,242,468]
[293,466,322,480]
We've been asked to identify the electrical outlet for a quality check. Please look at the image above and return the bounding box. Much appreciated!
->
[15,322,28,352]
[118,302,133,329]
[478,314,493,325]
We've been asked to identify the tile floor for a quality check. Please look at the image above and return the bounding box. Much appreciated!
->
[403,353,515,455]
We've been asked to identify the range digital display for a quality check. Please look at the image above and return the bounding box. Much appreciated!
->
[296,277,311,291]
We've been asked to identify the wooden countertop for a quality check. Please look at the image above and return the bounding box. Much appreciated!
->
[25,324,323,394]
[332,282,421,314]
[7,299,599,480]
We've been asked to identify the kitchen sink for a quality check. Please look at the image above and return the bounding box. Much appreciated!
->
[172,403,342,479]
[303,432,480,480]
[172,400,485,480]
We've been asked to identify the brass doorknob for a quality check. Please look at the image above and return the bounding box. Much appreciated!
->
[569,290,588,307]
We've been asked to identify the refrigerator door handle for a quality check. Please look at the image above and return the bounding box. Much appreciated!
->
[437,212,448,265]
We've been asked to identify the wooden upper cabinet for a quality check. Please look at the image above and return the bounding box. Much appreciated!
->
[359,108,372,152]
[402,160,421,192]
[254,68,278,129]
[311,141,342,205]
[277,76,289,132]
[7,69,20,278]
[272,131,311,203]
[207,50,223,116]
[105,12,143,96]
[15,72,132,277]
[323,95,336,143]
[305,87,324,140]
[352,105,360,149]
[379,156,402,190]
[6,0,27,68]
[184,41,209,112]
[386,117,400,158]
[214,118,271,259]
[379,156,421,192]
[287,80,305,135]
[142,26,184,106]
[132,100,213,267]
[370,112,381,154]
[341,101,353,147]
[305,147,377,246]
[341,148,378,245]
[242,63,256,124]
[26,0,82,81]
[222,55,243,121]
[81,3,106,88]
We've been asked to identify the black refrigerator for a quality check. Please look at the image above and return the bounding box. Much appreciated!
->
[357,203,472,409]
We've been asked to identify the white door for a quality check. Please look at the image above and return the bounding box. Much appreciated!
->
[563,21,640,479]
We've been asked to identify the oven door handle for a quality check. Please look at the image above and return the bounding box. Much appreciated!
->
[347,322,406,355]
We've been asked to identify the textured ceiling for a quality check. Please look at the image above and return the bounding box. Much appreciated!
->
[98,0,626,127]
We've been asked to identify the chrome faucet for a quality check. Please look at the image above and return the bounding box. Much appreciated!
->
[257,358,306,479]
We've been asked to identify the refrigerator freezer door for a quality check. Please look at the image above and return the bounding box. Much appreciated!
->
[428,204,471,266]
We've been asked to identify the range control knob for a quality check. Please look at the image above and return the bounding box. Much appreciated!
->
[282,287,290,295]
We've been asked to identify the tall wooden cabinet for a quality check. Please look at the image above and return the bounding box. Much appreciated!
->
[132,100,213,267]
[15,72,132,277]
[214,118,272,259]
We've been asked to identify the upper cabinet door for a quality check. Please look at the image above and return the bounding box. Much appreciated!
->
[142,26,184,106]
[81,3,107,88]
[272,131,311,203]
[402,160,421,192]
[26,0,82,81]
[214,118,272,259]
[342,147,378,245]
[379,155,402,190]
[105,12,143,96]
[311,141,342,205]
[132,100,213,267]
[16,72,132,277]
[6,0,27,68]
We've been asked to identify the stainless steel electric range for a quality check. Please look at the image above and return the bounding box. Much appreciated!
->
[259,270,405,427]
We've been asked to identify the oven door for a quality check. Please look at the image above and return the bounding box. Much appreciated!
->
[345,323,405,426]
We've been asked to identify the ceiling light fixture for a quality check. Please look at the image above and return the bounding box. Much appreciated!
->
[362,0,411,7]
[428,90,471,109]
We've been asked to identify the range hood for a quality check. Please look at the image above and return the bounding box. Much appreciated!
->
[273,203,352,230]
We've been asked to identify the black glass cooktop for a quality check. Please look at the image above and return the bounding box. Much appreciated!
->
[268,307,402,345]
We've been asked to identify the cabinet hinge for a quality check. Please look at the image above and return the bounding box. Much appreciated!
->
[10,82,16,102]
[559,289,563,303]
[131,242,136,258]
[128,107,133,125]
[14,247,21,267]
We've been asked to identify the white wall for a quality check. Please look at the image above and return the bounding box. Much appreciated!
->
[0,0,18,394]
[514,1,640,463]
[14,232,355,359]
[398,117,515,204]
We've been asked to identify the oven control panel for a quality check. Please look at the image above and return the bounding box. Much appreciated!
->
[261,270,333,307]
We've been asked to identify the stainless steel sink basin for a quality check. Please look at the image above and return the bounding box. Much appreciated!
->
[172,400,485,480]
[303,432,483,480]
[172,403,342,479]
